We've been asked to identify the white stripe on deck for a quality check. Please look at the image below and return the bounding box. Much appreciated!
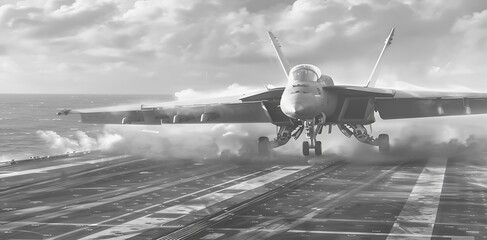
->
[46,166,256,240]
[80,166,310,240]
[0,155,129,179]
[386,157,447,240]
[159,167,308,215]
[287,229,474,239]
[1,166,237,233]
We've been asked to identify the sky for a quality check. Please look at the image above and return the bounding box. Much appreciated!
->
[0,0,486,95]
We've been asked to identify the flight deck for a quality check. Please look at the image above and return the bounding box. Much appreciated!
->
[0,151,485,240]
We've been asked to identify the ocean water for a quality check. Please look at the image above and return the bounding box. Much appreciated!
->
[0,94,171,161]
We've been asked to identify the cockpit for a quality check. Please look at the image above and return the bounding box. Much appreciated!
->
[289,64,322,82]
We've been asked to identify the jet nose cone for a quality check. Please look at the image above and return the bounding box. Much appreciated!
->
[291,104,305,115]
[283,104,305,119]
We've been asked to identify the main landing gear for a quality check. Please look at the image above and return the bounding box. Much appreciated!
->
[258,125,301,156]
[338,123,390,153]
[258,136,271,156]
[258,122,390,156]
[377,134,390,153]
[258,115,326,156]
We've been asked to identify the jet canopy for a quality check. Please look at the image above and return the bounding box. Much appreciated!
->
[289,64,322,82]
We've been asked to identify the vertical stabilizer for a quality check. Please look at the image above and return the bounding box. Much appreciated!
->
[366,28,395,88]
[268,31,292,78]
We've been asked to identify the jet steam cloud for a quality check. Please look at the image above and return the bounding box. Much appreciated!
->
[36,117,487,164]
[36,130,123,154]
[99,85,303,162]
[390,118,487,162]
[335,117,487,164]
[36,86,304,163]
[36,126,271,162]
[103,123,276,161]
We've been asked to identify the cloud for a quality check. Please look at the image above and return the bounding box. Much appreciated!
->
[0,1,118,38]
[0,0,486,94]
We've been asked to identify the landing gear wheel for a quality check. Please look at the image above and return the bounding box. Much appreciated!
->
[302,141,310,156]
[258,137,270,156]
[378,134,390,153]
[315,141,322,156]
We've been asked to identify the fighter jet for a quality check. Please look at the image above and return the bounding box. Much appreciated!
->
[59,29,487,156]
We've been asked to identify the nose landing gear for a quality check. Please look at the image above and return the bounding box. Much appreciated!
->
[301,116,325,156]
[302,140,321,156]
[257,117,326,156]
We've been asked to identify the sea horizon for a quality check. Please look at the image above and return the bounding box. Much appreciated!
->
[0,94,173,162]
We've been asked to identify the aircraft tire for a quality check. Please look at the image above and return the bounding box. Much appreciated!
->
[258,137,270,156]
[315,141,322,156]
[378,134,390,153]
[302,141,310,156]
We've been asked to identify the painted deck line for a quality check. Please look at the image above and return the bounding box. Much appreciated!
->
[47,166,263,240]
[159,166,310,215]
[0,221,124,228]
[0,166,238,232]
[159,192,235,214]
[386,157,447,240]
[80,166,310,240]
[0,155,129,179]
[286,229,474,239]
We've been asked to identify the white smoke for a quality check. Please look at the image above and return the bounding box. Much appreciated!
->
[0,155,15,163]
[328,116,487,163]
[103,123,276,161]
[35,86,297,163]
[36,113,487,164]
[36,117,487,164]
[36,130,123,154]
[83,85,303,163]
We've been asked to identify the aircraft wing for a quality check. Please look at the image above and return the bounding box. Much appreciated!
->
[324,86,487,120]
[323,86,487,119]
[375,90,487,119]
[59,91,292,125]
[61,86,487,125]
